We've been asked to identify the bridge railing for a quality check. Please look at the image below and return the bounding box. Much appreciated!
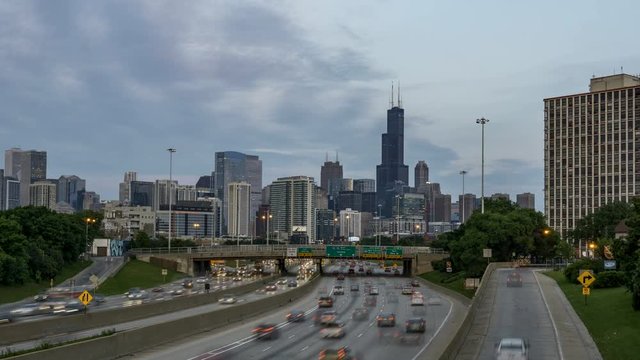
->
[128,244,448,257]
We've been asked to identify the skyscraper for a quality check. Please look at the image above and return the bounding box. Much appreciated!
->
[130,181,154,207]
[269,176,316,242]
[214,151,262,235]
[415,161,429,191]
[119,171,137,205]
[57,175,86,211]
[376,87,409,216]
[29,180,56,209]
[516,192,535,210]
[4,148,47,206]
[353,179,375,193]
[227,182,251,238]
[320,154,343,191]
[544,74,640,234]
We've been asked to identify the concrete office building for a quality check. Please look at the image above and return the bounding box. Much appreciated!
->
[316,208,337,243]
[339,208,361,239]
[3,176,19,210]
[154,179,177,211]
[433,194,452,222]
[156,200,216,240]
[544,74,640,234]
[320,155,343,193]
[119,171,137,205]
[269,176,316,242]
[29,180,56,209]
[177,185,198,202]
[57,175,86,211]
[82,191,101,211]
[4,148,47,206]
[227,182,251,238]
[491,193,510,201]
[517,192,535,209]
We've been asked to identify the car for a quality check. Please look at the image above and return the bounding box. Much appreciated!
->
[320,322,346,338]
[376,313,396,327]
[277,278,288,285]
[169,288,185,296]
[320,310,337,325]
[369,286,379,295]
[411,295,425,306]
[365,269,373,275]
[93,294,106,304]
[33,293,49,302]
[384,267,391,272]
[196,277,207,284]
[318,347,354,360]
[402,286,414,295]
[405,318,426,333]
[394,269,401,276]
[253,323,279,339]
[411,279,420,287]
[61,300,85,315]
[337,273,345,280]
[427,296,442,306]
[350,284,359,292]
[348,268,355,275]
[265,283,278,292]
[318,296,334,308]
[333,285,344,295]
[507,272,523,287]
[182,279,194,288]
[218,294,237,304]
[287,309,305,322]
[0,310,13,324]
[358,266,364,272]
[352,307,369,321]
[10,304,42,317]
[495,338,529,360]
[232,276,242,282]
[126,288,148,300]
[364,296,377,307]
[288,279,298,287]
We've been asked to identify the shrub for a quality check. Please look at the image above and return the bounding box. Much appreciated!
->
[431,259,446,272]
[564,259,604,284]
[593,271,626,288]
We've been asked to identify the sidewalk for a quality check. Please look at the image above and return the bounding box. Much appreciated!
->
[534,270,603,360]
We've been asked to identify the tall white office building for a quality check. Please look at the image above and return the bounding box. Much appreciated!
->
[227,182,251,237]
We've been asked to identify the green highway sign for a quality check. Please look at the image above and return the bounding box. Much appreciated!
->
[361,246,383,259]
[298,247,313,257]
[326,245,356,258]
[385,247,403,259]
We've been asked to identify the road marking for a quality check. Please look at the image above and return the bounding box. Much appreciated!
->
[357,333,363,338]
[262,346,272,352]
[533,270,565,360]
[301,345,309,351]
[289,334,296,339]
[410,296,453,360]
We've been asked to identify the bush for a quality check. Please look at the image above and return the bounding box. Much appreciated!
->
[431,259,446,272]
[564,259,604,284]
[593,271,626,288]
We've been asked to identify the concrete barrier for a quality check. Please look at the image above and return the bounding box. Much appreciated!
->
[0,275,276,346]
[437,262,512,360]
[10,275,319,360]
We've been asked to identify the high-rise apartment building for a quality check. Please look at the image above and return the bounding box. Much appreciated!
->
[214,151,262,235]
[29,180,56,209]
[433,194,452,222]
[376,91,409,217]
[269,176,316,242]
[544,74,640,234]
[227,182,251,237]
[415,161,429,190]
[491,193,510,201]
[119,171,137,205]
[5,148,47,206]
[57,175,86,211]
[516,192,535,209]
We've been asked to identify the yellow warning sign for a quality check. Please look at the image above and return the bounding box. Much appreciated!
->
[78,290,93,306]
[582,287,591,296]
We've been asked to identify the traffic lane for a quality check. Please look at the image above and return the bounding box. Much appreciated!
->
[2,277,304,353]
[145,277,442,360]
[477,268,560,360]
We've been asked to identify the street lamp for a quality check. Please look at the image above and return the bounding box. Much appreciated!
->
[85,217,96,258]
[589,242,596,259]
[475,118,489,214]
[415,224,421,234]
[261,211,272,245]
[333,217,338,243]
[346,214,350,241]
[193,223,200,244]
[459,170,467,223]
[167,148,176,252]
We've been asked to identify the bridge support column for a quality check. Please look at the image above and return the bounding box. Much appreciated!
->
[277,258,288,275]
[316,258,323,275]
[403,260,412,277]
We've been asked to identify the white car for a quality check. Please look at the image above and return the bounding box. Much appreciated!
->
[320,322,345,338]
[219,294,237,304]
[496,338,529,360]
[333,286,344,295]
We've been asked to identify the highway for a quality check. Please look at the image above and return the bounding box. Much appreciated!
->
[135,269,458,360]
[477,268,561,360]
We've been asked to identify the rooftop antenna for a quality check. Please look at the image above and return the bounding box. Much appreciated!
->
[390,81,394,108]
[397,81,402,108]
[621,66,624,74]
[335,150,339,162]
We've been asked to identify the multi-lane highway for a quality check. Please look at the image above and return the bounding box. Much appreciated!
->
[135,267,460,360]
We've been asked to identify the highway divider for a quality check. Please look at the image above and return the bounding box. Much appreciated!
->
[437,262,512,360]
[0,275,276,346]
[10,275,319,360]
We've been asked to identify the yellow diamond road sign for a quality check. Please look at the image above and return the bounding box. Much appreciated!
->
[582,287,591,296]
[577,271,596,288]
[78,290,93,306]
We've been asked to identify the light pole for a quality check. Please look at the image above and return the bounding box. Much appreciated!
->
[475,118,489,214]
[333,217,338,243]
[85,217,96,258]
[346,214,350,242]
[459,170,467,223]
[377,204,382,246]
[261,211,272,245]
[167,148,176,252]
[193,223,200,244]
[395,195,401,243]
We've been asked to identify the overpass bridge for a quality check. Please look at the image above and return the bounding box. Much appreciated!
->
[128,244,448,276]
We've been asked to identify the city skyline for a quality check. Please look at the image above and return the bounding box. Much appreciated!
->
[3,1,640,212]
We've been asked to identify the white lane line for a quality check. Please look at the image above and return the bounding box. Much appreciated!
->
[357,333,363,338]
[533,270,565,360]
[262,346,272,352]
[301,345,309,351]
[410,296,454,360]
[289,334,296,339]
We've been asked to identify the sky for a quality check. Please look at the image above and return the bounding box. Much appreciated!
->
[2,0,640,211]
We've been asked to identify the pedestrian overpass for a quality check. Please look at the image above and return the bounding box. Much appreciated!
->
[128,244,448,276]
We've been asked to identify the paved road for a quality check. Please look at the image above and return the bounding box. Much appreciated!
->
[135,273,466,360]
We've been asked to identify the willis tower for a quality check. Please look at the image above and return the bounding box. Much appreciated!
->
[376,84,409,217]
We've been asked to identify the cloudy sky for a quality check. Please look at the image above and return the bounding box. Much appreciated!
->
[2,0,640,211]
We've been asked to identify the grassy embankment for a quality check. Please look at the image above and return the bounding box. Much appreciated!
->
[544,271,640,360]
[97,259,184,295]
[420,271,475,299]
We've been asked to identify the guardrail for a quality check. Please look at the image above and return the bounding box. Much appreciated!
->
[128,244,448,257]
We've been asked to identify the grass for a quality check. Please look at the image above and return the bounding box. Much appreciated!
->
[0,260,92,305]
[543,271,640,360]
[0,328,116,358]
[420,271,475,299]
[97,260,185,295]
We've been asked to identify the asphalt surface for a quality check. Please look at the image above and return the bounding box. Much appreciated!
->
[135,268,461,360]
